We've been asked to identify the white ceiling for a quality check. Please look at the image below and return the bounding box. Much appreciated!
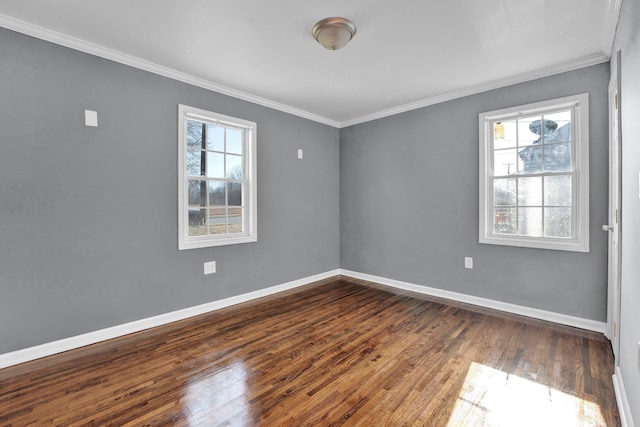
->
[0,0,621,127]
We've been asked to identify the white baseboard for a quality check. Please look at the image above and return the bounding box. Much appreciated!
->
[0,268,609,371]
[339,269,607,334]
[613,367,636,427]
[0,269,340,370]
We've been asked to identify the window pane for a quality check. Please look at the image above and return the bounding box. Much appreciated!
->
[188,208,207,236]
[493,178,516,206]
[228,182,242,206]
[208,181,226,207]
[188,180,206,206]
[543,111,571,143]
[206,152,224,178]
[545,207,572,238]
[206,125,225,151]
[494,149,518,176]
[518,116,542,146]
[226,128,243,154]
[186,150,205,176]
[530,117,561,144]
[208,208,227,235]
[228,207,243,233]
[226,154,243,179]
[545,175,572,206]
[186,120,203,150]
[518,177,542,206]
[493,120,517,150]
[518,207,543,237]
[543,143,572,172]
[494,207,517,234]
[518,145,543,174]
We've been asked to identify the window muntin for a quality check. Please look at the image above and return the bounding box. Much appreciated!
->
[178,105,256,250]
[479,94,589,252]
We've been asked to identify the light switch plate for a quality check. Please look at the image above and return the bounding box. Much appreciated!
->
[298,149,303,159]
[464,257,473,269]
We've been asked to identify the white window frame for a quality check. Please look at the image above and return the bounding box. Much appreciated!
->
[479,93,589,252]
[178,104,257,250]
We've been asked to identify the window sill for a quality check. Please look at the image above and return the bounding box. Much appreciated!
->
[479,234,589,252]
[179,234,257,250]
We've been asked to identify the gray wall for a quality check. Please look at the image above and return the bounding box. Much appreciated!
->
[612,0,640,422]
[341,63,610,321]
[0,28,340,354]
[0,24,615,364]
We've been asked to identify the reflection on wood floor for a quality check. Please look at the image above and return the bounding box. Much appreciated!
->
[0,276,620,426]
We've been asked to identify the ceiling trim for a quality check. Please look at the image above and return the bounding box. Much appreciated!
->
[339,52,609,128]
[0,12,615,130]
[601,0,623,55]
[0,13,341,128]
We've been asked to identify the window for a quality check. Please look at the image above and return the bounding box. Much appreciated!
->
[178,105,257,250]
[479,94,589,252]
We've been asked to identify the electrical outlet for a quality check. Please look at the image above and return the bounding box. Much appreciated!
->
[298,149,304,159]
[84,110,98,127]
[204,261,216,275]
[464,257,473,269]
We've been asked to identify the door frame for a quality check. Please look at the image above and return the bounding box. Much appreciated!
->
[606,50,622,363]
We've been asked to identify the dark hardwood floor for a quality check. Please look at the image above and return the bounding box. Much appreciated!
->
[0,277,620,426]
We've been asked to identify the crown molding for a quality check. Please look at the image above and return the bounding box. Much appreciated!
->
[0,13,612,130]
[0,13,341,128]
[601,0,623,55]
[338,52,609,128]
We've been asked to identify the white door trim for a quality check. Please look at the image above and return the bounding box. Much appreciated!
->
[606,50,622,363]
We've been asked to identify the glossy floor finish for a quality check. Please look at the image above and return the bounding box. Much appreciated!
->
[0,277,620,426]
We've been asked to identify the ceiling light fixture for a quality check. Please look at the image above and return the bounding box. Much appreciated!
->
[312,17,357,50]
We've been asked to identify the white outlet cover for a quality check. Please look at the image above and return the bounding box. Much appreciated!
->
[85,110,98,127]
[298,149,303,159]
[204,261,216,275]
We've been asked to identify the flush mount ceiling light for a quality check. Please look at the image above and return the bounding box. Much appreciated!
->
[312,17,357,50]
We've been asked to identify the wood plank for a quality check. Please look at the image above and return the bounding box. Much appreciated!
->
[0,277,621,426]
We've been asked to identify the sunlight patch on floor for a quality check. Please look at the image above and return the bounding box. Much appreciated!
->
[183,362,250,425]
[446,362,606,427]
